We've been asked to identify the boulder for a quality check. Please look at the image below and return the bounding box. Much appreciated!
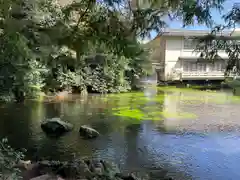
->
[30,174,64,180]
[79,125,99,139]
[36,160,93,179]
[41,118,73,135]
[21,163,43,180]
[15,160,32,170]
[22,159,153,180]
[115,173,139,180]
[88,159,104,175]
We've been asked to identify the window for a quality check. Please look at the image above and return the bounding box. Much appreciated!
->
[216,62,222,71]
[197,63,206,72]
[208,63,213,71]
[211,61,225,72]
[191,63,197,71]
[183,62,197,72]
[184,38,198,49]
[183,62,189,72]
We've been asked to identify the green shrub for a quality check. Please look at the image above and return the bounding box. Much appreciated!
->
[0,138,25,180]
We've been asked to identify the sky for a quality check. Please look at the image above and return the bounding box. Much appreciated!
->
[144,0,239,42]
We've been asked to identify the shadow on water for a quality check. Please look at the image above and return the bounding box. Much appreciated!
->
[2,85,240,179]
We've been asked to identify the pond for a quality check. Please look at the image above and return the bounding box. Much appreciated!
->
[1,86,240,179]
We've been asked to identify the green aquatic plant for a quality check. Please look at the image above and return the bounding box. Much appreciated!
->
[108,87,240,122]
[106,92,145,98]
[157,86,199,92]
[150,94,165,103]
[113,108,145,120]
[112,105,197,121]
[228,95,240,103]
[112,106,132,111]
[107,92,151,110]
[157,87,240,105]
[157,86,223,94]
[102,91,166,105]
[145,108,197,120]
[178,93,240,105]
[109,90,198,121]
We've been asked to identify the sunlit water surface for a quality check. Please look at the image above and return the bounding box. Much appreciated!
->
[1,86,240,180]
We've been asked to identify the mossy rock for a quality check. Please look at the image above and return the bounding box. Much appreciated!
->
[41,118,73,135]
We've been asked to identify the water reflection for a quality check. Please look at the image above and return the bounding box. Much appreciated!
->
[159,88,240,133]
[1,87,240,179]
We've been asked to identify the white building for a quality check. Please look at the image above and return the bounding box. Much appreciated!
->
[149,29,237,82]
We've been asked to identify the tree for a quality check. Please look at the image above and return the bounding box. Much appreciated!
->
[125,0,225,37]
[193,3,240,76]
[0,0,228,101]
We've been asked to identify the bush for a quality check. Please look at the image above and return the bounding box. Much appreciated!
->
[0,138,25,180]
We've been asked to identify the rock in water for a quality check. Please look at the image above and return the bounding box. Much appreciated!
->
[30,174,64,180]
[79,125,99,139]
[25,159,162,180]
[14,160,31,170]
[41,118,73,135]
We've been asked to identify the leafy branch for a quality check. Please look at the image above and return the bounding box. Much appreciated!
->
[0,138,25,180]
[193,3,240,75]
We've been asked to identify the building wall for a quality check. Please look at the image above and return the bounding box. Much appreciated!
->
[164,36,184,81]
[164,36,229,81]
[158,37,166,81]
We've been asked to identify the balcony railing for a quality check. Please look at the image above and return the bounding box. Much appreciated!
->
[181,71,225,80]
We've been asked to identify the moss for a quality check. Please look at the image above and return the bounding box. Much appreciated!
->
[107,92,145,98]
[103,86,240,122]
[112,106,197,121]
[113,108,145,120]
[151,94,165,102]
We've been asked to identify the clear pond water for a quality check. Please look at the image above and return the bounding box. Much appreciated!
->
[1,87,240,179]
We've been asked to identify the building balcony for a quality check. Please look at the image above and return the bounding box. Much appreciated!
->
[179,57,227,80]
[181,71,225,80]
[180,50,229,59]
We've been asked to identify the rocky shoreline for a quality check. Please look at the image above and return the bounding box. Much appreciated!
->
[14,119,173,179]
[17,159,173,180]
